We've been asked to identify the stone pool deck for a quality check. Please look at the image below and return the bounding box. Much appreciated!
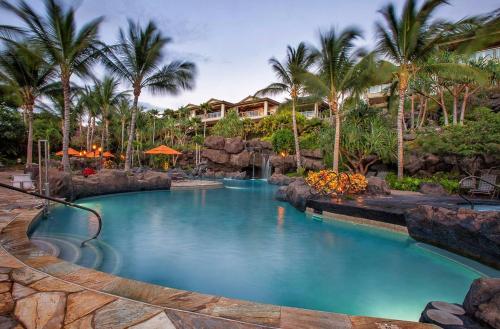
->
[0,171,438,328]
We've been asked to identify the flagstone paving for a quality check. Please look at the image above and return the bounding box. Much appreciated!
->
[0,170,439,328]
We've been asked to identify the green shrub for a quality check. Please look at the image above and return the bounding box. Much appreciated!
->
[299,132,320,150]
[0,104,25,159]
[271,129,295,154]
[211,110,244,138]
[410,107,500,158]
[386,172,460,194]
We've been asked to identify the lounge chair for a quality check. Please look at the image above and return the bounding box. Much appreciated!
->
[469,174,498,199]
[11,173,35,190]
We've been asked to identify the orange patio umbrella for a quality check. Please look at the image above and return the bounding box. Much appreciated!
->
[102,151,114,158]
[145,145,181,155]
[55,147,80,157]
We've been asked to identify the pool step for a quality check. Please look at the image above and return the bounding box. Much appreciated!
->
[30,234,121,274]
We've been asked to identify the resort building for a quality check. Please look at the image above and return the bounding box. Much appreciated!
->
[186,96,329,124]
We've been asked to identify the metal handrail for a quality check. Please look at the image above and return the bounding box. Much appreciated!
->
[458,175,500,209]
[0,182,102,246]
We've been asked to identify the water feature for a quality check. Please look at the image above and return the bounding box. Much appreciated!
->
[29,180,498,321]
[261,154,272,179]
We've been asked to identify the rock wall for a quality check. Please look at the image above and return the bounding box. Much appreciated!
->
[404,152,499,176]
[200,136,325,179]
[48,169,171,201]
[405,205,500,269]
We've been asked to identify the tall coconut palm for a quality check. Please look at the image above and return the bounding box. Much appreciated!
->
[115,98,131,154]
[102,20,196,171]
[303,27,376,172]
[92,76,128,151]
[376,0,448,179]
[256,43,315,170]
[2,0,104,172]
[0,42,55,167]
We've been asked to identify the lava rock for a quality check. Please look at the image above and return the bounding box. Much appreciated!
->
[463,278,500,329]
[268,173,296,186]
[365,177,391,195]
[301,149,323,159]
[418,182,447,196]
[204,136,225,150]
[202,149,230,164]
[276,178,314,211]
[224,137,245,154]
[229,150,251,168]
[405,206,500,269]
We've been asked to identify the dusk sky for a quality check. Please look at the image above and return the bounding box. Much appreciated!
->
[1,0,498,110]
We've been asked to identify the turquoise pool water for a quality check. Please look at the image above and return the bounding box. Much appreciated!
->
[29,180,496,321]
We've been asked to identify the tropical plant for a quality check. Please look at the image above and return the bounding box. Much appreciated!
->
[303,27,376,172]
[102,20,196,170]
[376,0,449,179]
[271,129,294,154]
[256,43,315,170]
[0,42,55,167]
[92,76,127,151]
[114,98,131,154]
[2,0,104,172]
[0,103,25,161]
[306,170,368,195]
[211,109,243,138]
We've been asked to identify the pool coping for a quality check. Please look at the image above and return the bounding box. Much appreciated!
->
[0,197,439,328]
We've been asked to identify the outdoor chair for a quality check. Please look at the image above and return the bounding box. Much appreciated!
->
[11,173,35,190]
[469,174,498,199]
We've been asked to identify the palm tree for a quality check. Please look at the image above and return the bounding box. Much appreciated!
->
[0,42,55,168]
[102,20,196,171]
[376,0,448,179]
[199,102,210,137]
[92,76,127,151]
[149,109,160,144]
[115,98,131,154]
[2,0,104,172]
[256,43,315,170]
[304,27,375,172]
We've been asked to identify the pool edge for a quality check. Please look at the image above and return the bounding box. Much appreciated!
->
[0,200,439,328]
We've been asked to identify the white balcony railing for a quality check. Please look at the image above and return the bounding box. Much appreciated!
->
[301,110,316,119]
[239,110,263,118]
[206,111,221,119]
[368,83,390,94]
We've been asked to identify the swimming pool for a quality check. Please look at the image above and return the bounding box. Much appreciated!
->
[29,179,497,321]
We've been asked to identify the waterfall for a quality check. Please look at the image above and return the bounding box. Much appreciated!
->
[261,154,272,180]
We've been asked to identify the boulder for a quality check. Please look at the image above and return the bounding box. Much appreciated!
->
[405,154,424,175]
[418,182,447,196]
[224,137,245,154]
[54,169,171,200]
[366,177,391,195]
[229,150,251,168]
[48,168,72,198]
[405,206,500,269]
[246,138,272,150]
[275,178,314,211]
[204,136,225,150]
[301,149,323,159]
[268,173,296,186]
[302,157,325,171]
[167,168,188,181]
[225,171,247,179]
[202,149,230,164]
[424,154,441,167]
[463,278,500,329]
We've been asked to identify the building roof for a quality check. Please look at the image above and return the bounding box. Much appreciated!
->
[235,96,280,107]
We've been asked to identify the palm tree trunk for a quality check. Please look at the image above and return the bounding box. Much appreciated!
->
[410,95,415,131]
[124,93,139,171]
[439,89,449,126]
[459,86,469,125]
[26,103,34,168]
[105,119,109,151]
[397,88,406,180]
[291,97,302,170]
[61,76,72,173]
[120,119,125,154]
[86,115,91,151]
[332,102,340,173]
[452,88,458,125]
[90,117,95,152]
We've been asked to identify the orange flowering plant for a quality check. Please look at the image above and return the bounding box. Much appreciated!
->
[305,170,367,195]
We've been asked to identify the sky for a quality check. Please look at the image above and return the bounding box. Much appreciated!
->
[1,0,498,110]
